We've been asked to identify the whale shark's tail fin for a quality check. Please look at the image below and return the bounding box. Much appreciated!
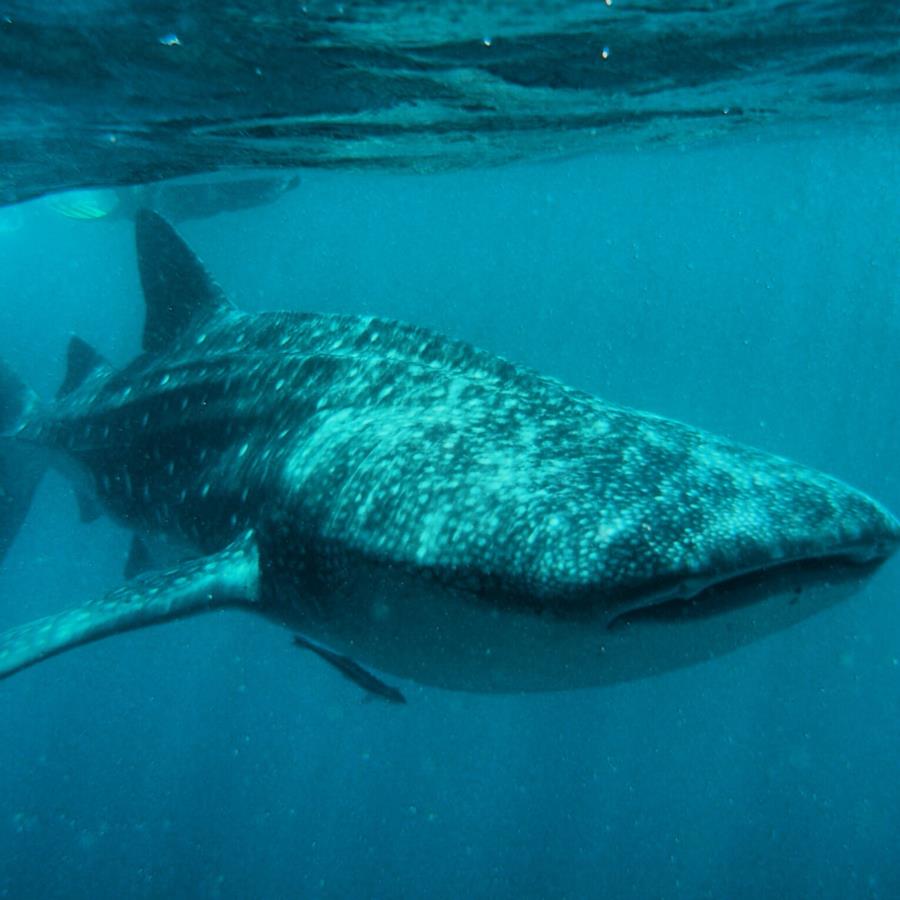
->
[0,532,260,680]
[0,360,45,566]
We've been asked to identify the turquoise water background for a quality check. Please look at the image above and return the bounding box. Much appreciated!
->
[0,127,898,898]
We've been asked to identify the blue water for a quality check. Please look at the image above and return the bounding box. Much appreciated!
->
[1,128,898,898]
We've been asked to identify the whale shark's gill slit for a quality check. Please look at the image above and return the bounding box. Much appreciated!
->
[605,553,885,632]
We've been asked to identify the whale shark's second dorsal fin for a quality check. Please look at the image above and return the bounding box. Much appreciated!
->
[135,209,234,354]
[57,335,112,399]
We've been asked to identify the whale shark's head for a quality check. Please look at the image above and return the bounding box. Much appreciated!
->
[304,399,900,691]
[487,428,900,687]
[347,406,900,690]
[579,477,899,685]
[602,486,899,633]
[591,449,900,624]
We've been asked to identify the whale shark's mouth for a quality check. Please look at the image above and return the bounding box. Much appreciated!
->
[605,550,888,632]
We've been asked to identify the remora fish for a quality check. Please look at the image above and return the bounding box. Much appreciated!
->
[293,634,406,704]
[0,210,897,693]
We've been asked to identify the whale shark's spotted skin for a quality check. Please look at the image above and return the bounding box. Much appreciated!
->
[33,309,892,606]
[0,211,898,692]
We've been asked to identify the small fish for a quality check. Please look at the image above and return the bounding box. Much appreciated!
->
[293,635,407,705]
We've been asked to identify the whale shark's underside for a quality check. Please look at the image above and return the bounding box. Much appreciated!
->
[0,211,897,694]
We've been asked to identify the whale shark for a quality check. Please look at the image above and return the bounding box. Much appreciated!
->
[0,210,897,693]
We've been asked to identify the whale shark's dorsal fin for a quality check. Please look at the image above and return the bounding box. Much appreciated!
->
[135,209,234,354]
[57,335,112,399]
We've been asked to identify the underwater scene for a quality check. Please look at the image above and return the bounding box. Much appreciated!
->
[0,2,899,898]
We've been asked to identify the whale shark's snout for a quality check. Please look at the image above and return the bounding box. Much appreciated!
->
[593,450,900,638]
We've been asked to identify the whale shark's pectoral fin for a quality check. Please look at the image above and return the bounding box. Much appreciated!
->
[0,531,259,681]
